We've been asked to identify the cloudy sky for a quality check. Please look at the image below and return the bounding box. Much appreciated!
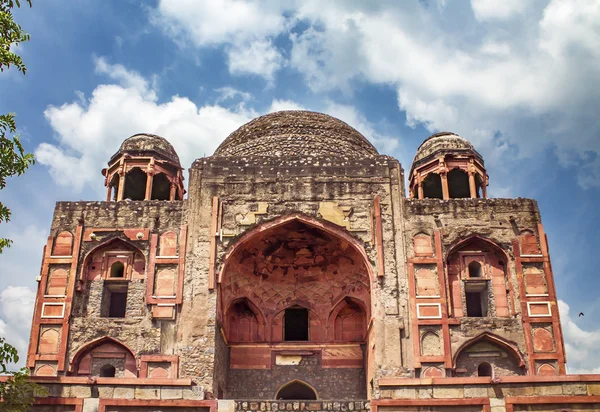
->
[1,0,599,372]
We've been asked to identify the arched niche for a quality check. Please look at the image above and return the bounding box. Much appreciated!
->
[123,168,147,201]
[447,168,470,198]
[329,297,367,342]
[70,337,137,378]
[422,366,443,377]
[413,233,433,257]
[453,332,525,377]
[38,328,60,354]
[225,298,265,343]
[159,231,178,256]
[219,215,372,344]
[83,238,145,282]
[52,231,73,256]
[276,380,318,400]
[537,363,558,376]
[420,331,442,356]
[446,236,511,318]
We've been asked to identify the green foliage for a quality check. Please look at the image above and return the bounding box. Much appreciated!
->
[0,0,34,254]
[0,337,47,412]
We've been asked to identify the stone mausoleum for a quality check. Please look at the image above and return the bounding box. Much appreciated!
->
[22,111,600,411]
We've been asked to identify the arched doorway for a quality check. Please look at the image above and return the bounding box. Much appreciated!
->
[219,215,372,400]
[276,381,318,400]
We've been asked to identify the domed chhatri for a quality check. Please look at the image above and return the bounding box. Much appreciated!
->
[112,133,181,167]
[409,132,488,200]
[213,110,379,158]
[103,133,185,202]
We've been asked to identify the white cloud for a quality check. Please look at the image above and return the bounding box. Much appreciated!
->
[0,286,36,368]
[38,58,257,191]
[215,86,253,103]
[227,39,284,81]
[152,0,287,81]
[559,299,600,374]
[470,0,526,21]
[268,99,305,112]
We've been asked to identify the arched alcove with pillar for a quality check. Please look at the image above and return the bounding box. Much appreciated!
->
[217,214,372,400]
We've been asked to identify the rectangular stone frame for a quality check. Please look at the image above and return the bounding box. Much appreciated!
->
[139,354,180,378]
[372,398,490,412]
[513,223,566,375]
[504,395,600,412]
[28,223,83,373]
[34,397,83,412]
[146,225,188,305]
[407,231,454,369]
[98,398,217,412]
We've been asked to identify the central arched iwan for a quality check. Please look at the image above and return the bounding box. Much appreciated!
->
[219,216,372,343]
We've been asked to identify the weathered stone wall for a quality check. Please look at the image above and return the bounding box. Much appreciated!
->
[49,201,185,375]
[187,155,408,397]
[403,198,543,371]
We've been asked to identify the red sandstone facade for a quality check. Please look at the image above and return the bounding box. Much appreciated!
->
[21,111,600,412]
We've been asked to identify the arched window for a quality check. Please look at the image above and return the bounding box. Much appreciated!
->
[422,173,443,199]
[276,381,317,400]
[477,362,492,377]
[448,169,470,198]
[99,364,116,377]
[151,173,171,200]
[468,261,482,278]
[123,168,147,200]
[110,261,125,278]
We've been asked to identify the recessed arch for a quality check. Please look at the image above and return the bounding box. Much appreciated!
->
[328,297,367,342]
[477,362,493,377]
[446,235,510,262]
[276,380,318,400]
[225,297,266,342]
[452,332,526,369]
[70,336,137,376]
[123,167,147,200]
[218,213,375,284]
[110,261,125,278]
[100,364,116,377]
[422,173,443,199]
[448,168,470,198]
[79,237,145,282]
[151,172,171,200]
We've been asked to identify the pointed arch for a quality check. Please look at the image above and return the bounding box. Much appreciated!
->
[218,213,375,284]
[276,379,318,400]
[452,332,525,369]
[328,297,367,342]
[225,297,266,342]
[69,336,137,377]
[79,237,145,282]
[446,235,510,262]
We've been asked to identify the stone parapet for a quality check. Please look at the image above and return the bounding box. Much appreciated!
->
[234,400,370,412]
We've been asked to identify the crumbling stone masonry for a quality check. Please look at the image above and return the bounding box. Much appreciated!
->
[12,111,600,412]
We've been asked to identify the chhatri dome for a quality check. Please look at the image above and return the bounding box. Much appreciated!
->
[213,110,379,158]
[111,133,181,167]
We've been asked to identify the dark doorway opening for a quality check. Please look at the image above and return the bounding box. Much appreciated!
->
[276,381,317,400]
[448,169,470,198]
[465,291,487,317]
[477,362,493,377]
[422,173,443,199]
[284,308,309,341]
[151,173,171,200]
[100,364,116,377]
[110,261,125,278]
[123,168,147,200]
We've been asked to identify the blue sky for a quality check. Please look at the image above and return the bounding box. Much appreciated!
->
[0,0,599,372]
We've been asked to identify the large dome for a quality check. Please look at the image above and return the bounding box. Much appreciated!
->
[213,111,379,158]
[411,132,482,171]
[112,133,180,166]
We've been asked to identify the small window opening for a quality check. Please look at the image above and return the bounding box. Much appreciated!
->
[448,169,470,198]
[468,261,482,278]
[102,285,128,318]
[100,364,116,377]
[477,362,492,377]
[284,308,309,341]
[151,173,171,201]
[422,173,443,199]
[276,381,317,400]
[110,261,125,278]
[466,291,488,317]
[123,168,147,201]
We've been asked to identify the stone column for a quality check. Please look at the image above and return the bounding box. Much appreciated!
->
[468,171,477,198]
[441,172,449,199]
[169,182,177,201]
[145,172,154,200]
[116,172,125,201]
